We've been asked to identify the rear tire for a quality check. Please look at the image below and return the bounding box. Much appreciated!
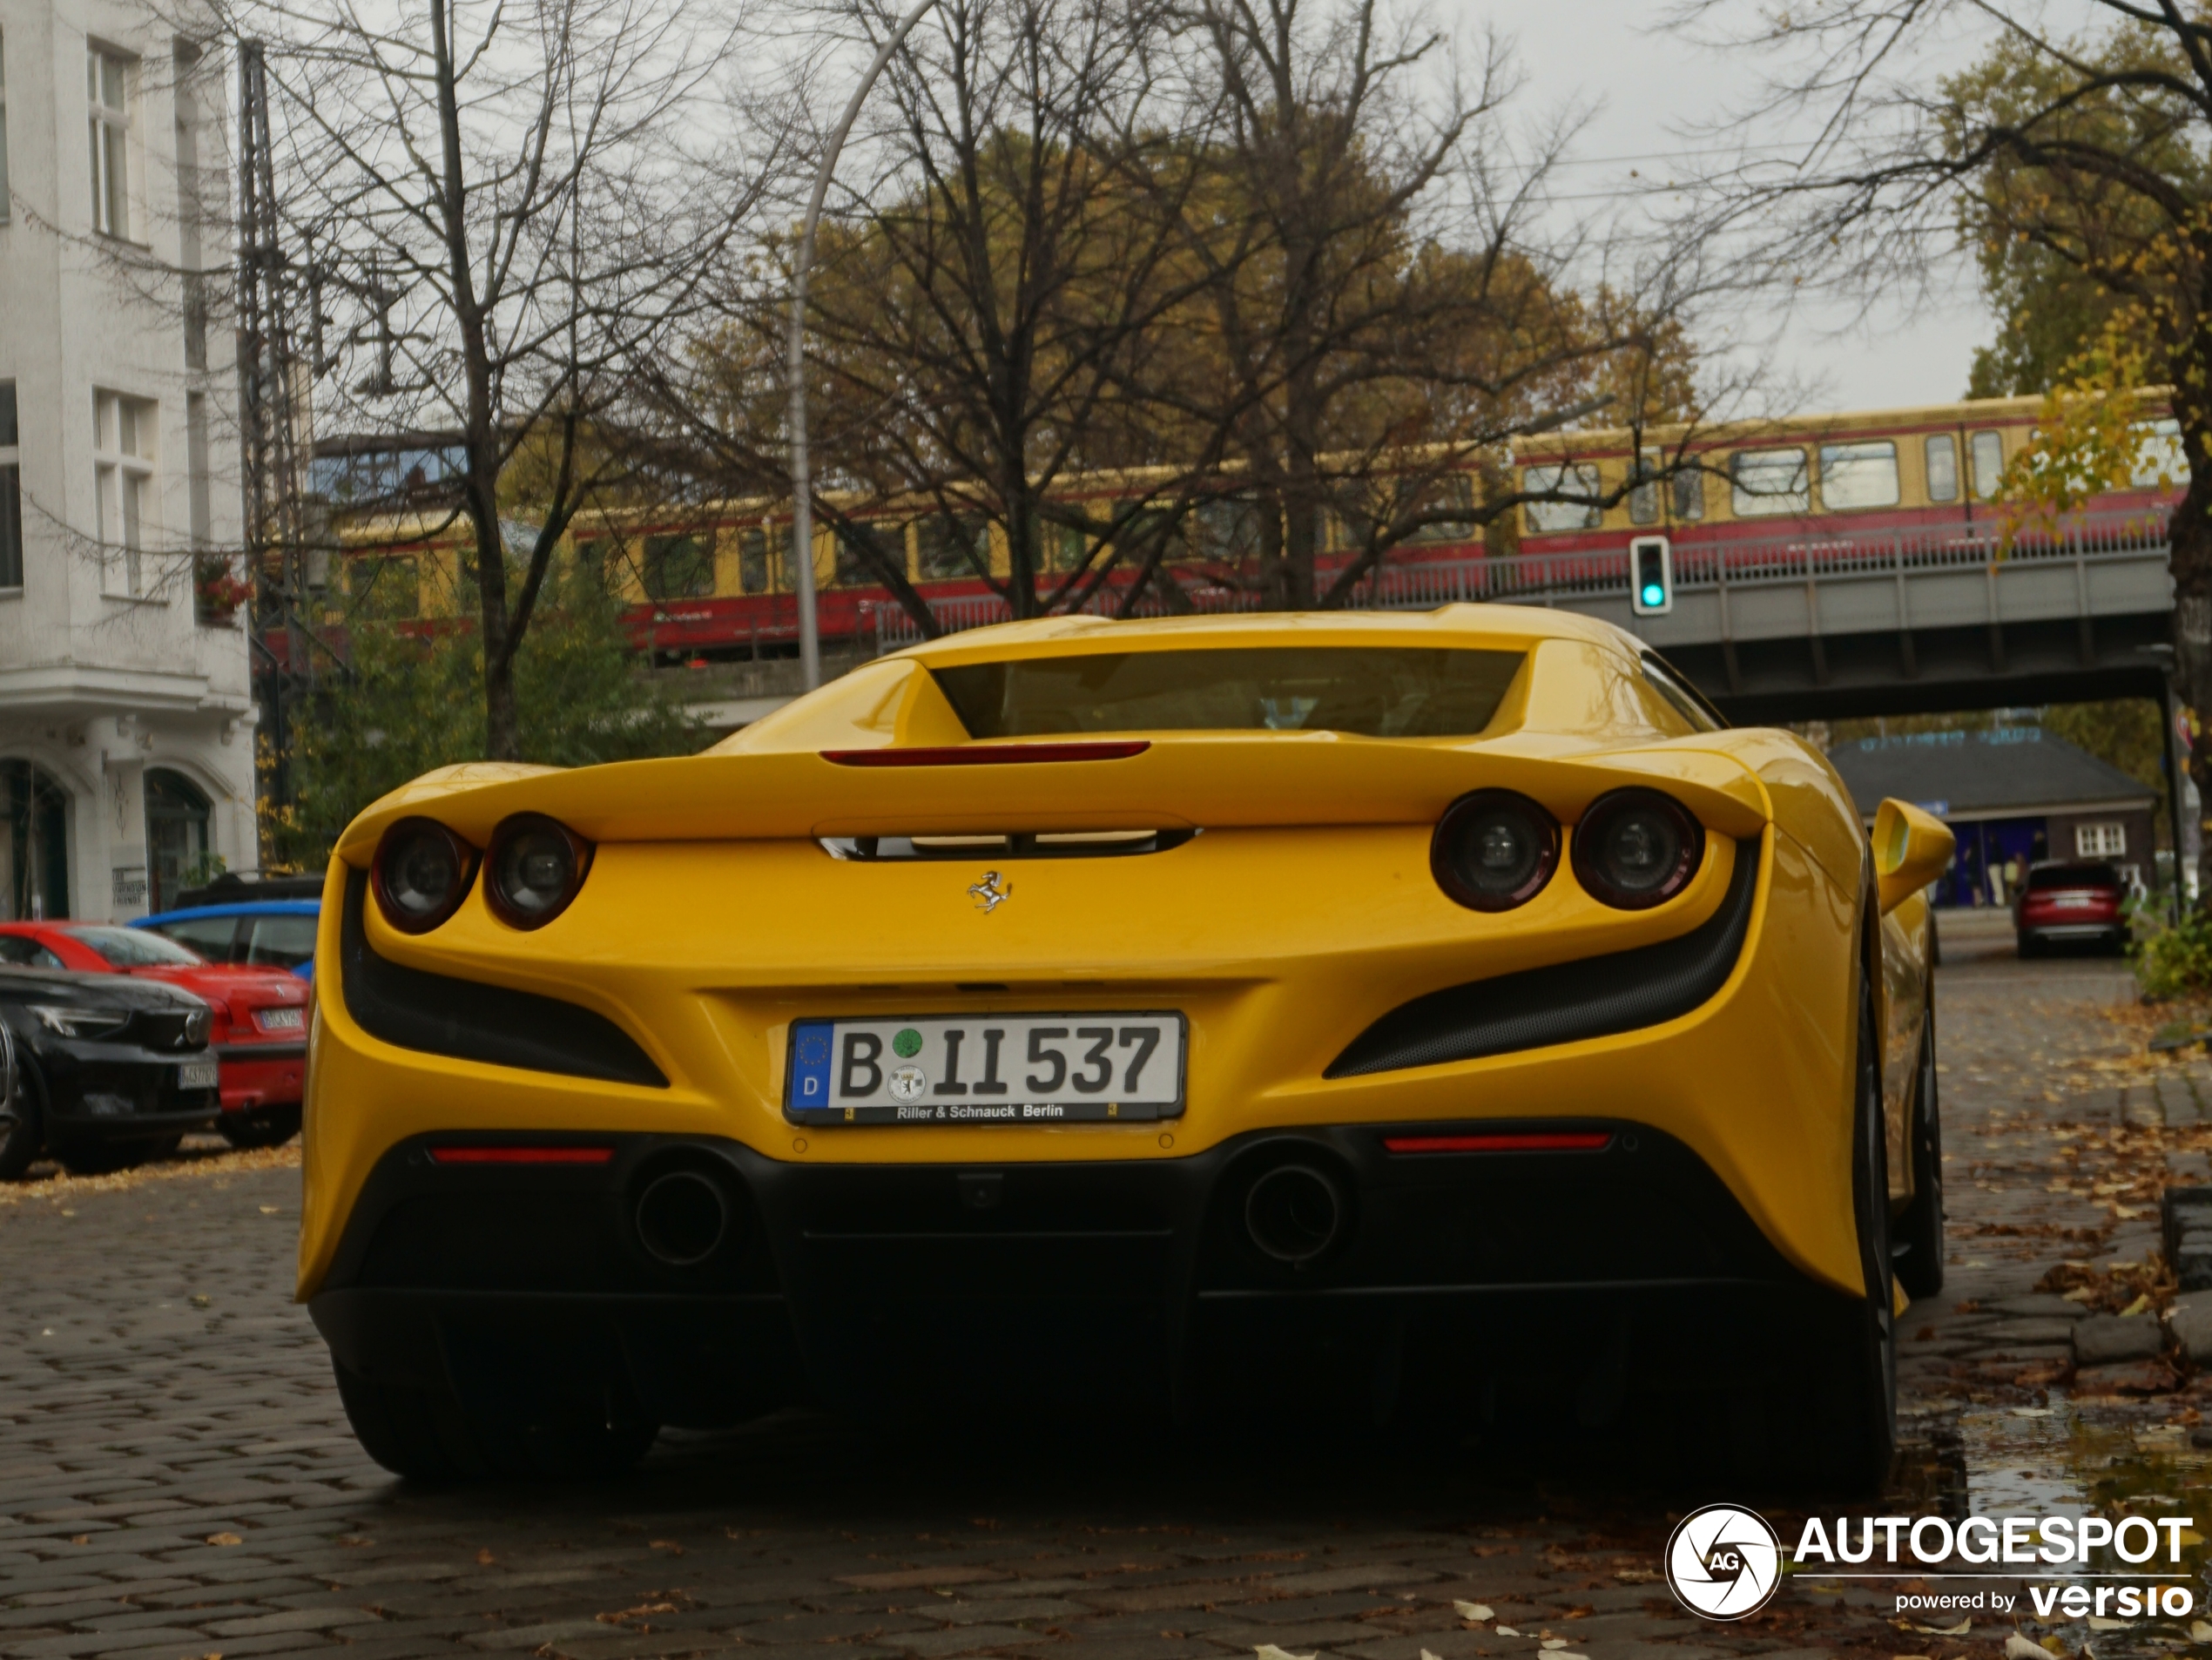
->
[0,1056,44,1181]
[219,1105,301,1150]
[2017,932,2039,959]
[1824,958,1898,1493]
[332,1354,659,1483]
[1893,1002,1945,1300]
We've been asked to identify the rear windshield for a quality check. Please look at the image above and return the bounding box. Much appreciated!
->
[2027,862,2121,891]
[933,648,1524,739]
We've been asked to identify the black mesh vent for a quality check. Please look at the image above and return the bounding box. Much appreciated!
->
[1326,835,1762,1078]
[338,868,666,1088]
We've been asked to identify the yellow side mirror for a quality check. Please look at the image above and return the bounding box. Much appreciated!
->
[1872,799,1956,915]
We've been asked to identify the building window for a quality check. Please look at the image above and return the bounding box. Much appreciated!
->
[1,759,70,920]
[2077,822,2127,858]
[144,769,212,914]
[1730,448,1811,516]
[1969,429,2005,500]
[88,47,133,239]
[1818,441,1900,510]
[642,533,715,600]
[93,389,157,597]
[1925,433,1959,503]
[1,28,14,224]
[1522,463,1602,533]
[0,380,19,590]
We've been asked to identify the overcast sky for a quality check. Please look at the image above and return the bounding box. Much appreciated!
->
[1485,0,1993,413]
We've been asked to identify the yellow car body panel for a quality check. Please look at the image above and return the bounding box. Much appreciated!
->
[299,606,1914,1312]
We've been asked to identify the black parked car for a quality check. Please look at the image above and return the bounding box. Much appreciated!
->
[0,966,219,1178]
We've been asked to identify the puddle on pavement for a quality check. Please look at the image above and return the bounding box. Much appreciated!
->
[1860,1400,2212,1657]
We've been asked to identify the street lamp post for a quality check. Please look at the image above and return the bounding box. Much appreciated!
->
[786,0,943,692]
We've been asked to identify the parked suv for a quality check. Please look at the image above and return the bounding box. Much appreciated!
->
[2014,860,2129,957]
[0,965,219,1177]
[0,925,309,1148]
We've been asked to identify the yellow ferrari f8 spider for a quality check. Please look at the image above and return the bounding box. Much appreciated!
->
[300,607,1953,1487]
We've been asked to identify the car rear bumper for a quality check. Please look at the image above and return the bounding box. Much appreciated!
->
[216,1044,307,1111]
[2020,923,2127,941]
[308,1124,1865,1427]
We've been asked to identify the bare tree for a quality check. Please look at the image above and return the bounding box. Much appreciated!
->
[773,0,1228,622]
[1672,0,2212,880]
[1071,0,1708,612]
[227,0,777,757]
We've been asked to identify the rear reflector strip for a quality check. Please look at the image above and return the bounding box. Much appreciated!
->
[821,741,1150,766]
[429,1146,615,1165]
[1384,1133,1612,1154]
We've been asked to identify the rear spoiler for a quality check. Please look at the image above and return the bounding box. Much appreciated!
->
[333,733,1770,861]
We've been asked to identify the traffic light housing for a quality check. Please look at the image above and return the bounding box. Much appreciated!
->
[1629,535,1673,616]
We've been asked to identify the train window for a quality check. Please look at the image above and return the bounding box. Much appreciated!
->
[1817,441,1899,509]
[1629,451,1661,525]
[1406,474,1476,543]
[643,534,715,599]
[738,529,773,594]
[1523,463,1601,532]
[1730,448,1810,516]
[1673,464,1704,521]
[347,554,420,620]
[1970,430,2005,498]
[833,526,887,587]
[1194,497,1265,560]
[918,513,989,580]
[2132,419,2188,489]
[1032,515,1090,572]
[1925,434,1959,502]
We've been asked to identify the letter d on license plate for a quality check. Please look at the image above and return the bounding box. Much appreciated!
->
[786,1012,1185,1125]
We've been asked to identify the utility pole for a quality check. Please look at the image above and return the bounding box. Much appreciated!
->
[787,0,943,692]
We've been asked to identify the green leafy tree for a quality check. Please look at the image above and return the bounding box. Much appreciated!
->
[1687,0,2212,892]
[270,558,702,868]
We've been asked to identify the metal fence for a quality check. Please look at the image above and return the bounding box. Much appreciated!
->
[867,510,2174,654]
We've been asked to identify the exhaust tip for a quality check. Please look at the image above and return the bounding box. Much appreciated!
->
[636,1170,729,1266]
[1244,1164,1344,1263]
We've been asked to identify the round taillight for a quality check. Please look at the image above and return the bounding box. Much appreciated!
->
[371,818,476,934]
[484,813,592,929]
[1573,789,1704,909]
[1431,790,1560,912]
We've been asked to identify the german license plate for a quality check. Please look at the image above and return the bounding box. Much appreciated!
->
[258,1007,304,1030]
[786,1013,1185,1125]
[179,1060,219,1092]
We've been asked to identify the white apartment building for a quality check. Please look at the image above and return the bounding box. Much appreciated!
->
[0,0,254,921]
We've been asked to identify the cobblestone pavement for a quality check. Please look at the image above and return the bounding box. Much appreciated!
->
[3,924,2209,1660]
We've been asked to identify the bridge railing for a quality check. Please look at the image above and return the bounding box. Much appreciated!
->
[867,509,2172,652]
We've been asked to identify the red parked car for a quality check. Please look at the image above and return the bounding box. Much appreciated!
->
[0,923,309,1147]
[2014,860,2130,958]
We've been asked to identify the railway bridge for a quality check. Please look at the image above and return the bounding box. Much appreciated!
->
[868,510,2179,726]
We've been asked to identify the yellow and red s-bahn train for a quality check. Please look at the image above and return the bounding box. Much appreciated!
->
[315,392,2187,654]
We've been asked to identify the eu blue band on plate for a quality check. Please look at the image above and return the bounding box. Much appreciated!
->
[789,1020,833,1109]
